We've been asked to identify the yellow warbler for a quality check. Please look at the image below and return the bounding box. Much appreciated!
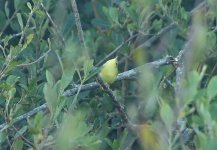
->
[99,57,118,84]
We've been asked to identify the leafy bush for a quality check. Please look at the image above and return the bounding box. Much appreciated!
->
[0,0,217,150]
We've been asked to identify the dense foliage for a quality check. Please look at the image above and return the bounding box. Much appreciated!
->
[0,0,217,149]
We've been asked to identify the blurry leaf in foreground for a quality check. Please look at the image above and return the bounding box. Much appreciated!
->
[43,71,59,117]
[138,123,160,150]
[185,10,207,72]
[195,129,217,150]
[12,139,24,150]
[138,67,159,119]
[132,47,147,66]
[56,110,101,150]
[160,100,174,130]
[182,71,201,104]
[207,76,217,101]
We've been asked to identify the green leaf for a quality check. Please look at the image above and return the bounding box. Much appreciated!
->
[207,76,217,101]
[12,139,24,150]
[26,33,34,45]
[43,82,58,116]
[160,101,174,130]
[33,112,43,128]
[207,31,216,49]
[152,19,163,31]
[4,1,10,18]
[180,7,189,21]
[59,68,75,93]
[91,18,111,29]
[46,70,55,87]
[9,45,22,57]
[183,71,201,104]
[16,13,23,29]
[206,138,217,150]
[0,131,7,143]
[53,96,66,120]
[0,11,6,29]
[56,111,98,150]
[3,35,12,46]
[123,3,138,22]
[105,138,113,148]
[9,19,20,32]
[109,7,119,25]
[83,59,94,78]
[14,0,21,10]
[27,2,32,10]
[14,0,26,10]
[33,0,40,5]
[198,103,212,125]
[6,75,19,85]
[23,33,34,48]
[8,87,16,100]
[84,67,100,83]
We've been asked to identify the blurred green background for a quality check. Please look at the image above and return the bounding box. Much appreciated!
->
[0,0,217,149]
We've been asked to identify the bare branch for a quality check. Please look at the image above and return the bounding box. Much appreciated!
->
[0,104,47,131]
[0,56,173,131]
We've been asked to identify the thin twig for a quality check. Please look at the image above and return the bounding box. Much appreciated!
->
[71,0,87,51]
[16,49,51,67]
[18,9,34,46]
[69,69,84,111]
[96,33,138,67]
[0,44,6,58]
[40,2,65,47]
[12,126,37,150]
[97,76,129,123]
[130,22,178,56]
[1,8,19,33]
[204,62,217,87]
[12,27,36,38]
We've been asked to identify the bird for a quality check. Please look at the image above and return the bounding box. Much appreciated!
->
[99,57,118,84]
